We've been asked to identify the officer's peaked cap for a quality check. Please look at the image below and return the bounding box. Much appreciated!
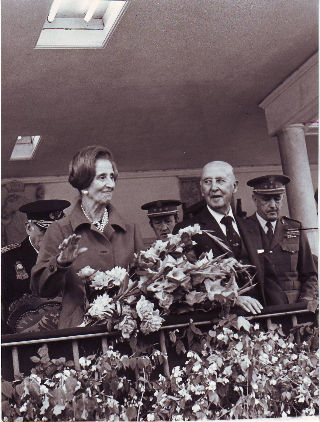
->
[247,175,290,195]
[141,199,182,217]
[19,199,70,228]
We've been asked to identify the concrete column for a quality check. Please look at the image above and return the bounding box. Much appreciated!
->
[278,124,318,255]
[278,123,318,255]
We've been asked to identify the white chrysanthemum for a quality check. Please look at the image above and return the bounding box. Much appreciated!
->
[88,293,115,318]
[90,271,111,290]
[136,296,164,333]
[39,385,48,395]
[208,380,217,391]
[140,312,164,334]
[77,266,96,278]
[223,365,232,376]
[172,415,184,421]
[192,403,201,413]
[115,315,137,338]
[136,296,154,319]
[208,363,218,374]
[105,266,128,286]
[192,361,201,372]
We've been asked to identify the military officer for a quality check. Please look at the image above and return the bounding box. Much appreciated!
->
[1,199,70,333]
[141,199,182,241]
[244,175,317,305]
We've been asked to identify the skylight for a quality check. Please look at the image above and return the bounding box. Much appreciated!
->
[10,136,41,161]
[35,0,129,49]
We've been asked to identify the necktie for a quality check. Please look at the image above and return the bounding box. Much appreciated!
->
[265,221,274,247]
[221,215,242,258]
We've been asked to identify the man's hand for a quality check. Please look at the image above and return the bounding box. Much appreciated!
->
[57,234,87,266]
[235,295,263,315]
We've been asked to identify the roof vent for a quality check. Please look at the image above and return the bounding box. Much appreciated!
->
[10,136,41,161]
[35,0,129,49]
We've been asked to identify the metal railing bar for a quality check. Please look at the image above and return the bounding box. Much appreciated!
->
[1,309,311,348]
[12,347,20,378]
[159,309,310,330]
[2,331,119,348]
[101,337,108,354]
[72,340,80,370]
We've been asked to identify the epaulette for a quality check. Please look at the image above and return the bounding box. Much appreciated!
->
[280,216,301,226]
[1,242,21,254]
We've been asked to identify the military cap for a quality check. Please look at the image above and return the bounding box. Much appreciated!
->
[141,199,182,217]
[247,174,290,194]
[19,199,70,229]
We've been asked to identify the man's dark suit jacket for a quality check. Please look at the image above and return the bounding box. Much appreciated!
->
[173,206,266,304]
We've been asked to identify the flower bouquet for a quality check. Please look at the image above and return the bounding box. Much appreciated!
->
[78,225,256,338]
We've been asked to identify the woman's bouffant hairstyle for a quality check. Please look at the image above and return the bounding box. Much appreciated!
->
[68,145,118,192]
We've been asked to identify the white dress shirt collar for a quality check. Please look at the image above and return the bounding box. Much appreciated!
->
[207,205,240,235]
[255,212,277,233]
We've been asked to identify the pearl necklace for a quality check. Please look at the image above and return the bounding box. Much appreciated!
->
[81,205,109,232]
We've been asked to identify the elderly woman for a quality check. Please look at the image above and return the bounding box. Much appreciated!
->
[31,145,144,328]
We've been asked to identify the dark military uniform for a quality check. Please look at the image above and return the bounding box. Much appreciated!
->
[1,238,37,333]
[242,214,317,304]
[244,174,318,305]
[1,199,70,333]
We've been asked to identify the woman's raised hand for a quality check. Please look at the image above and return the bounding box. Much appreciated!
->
[57,234,88,266]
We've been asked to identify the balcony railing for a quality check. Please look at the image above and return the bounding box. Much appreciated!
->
[1,301,316,380]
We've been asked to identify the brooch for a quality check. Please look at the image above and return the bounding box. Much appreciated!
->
[15,261,29,280]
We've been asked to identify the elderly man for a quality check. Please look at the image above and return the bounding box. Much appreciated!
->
[244,175,317,305]
[1,199,70,332]
[173,161,263,314]
[141,199,182,240]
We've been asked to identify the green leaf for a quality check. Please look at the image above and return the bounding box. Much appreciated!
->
[121,356,130,368]
[2,400,15,419]
[30,355,41,363]
[217,383,228,398]
[175,340,186,355]
[138,357,148,369]
[129,357,137,370]
[37,344,49,358]
[2,380,14,399]
[53,404,65,416]
[15,383,25,398]
[208,390,220,405]
[237,316,251,332]
[190,323,203,336]
[126,406,137,420]
[169,331,177,343]
[65,376,79,397]
[208,330,216,337]
[28,379,41,400]
[307,299,319,313]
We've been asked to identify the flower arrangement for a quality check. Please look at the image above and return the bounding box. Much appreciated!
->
[2,320,318,421]
[78,225,255,338]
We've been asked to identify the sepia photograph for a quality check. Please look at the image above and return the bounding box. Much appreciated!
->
[1,0,319,421]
